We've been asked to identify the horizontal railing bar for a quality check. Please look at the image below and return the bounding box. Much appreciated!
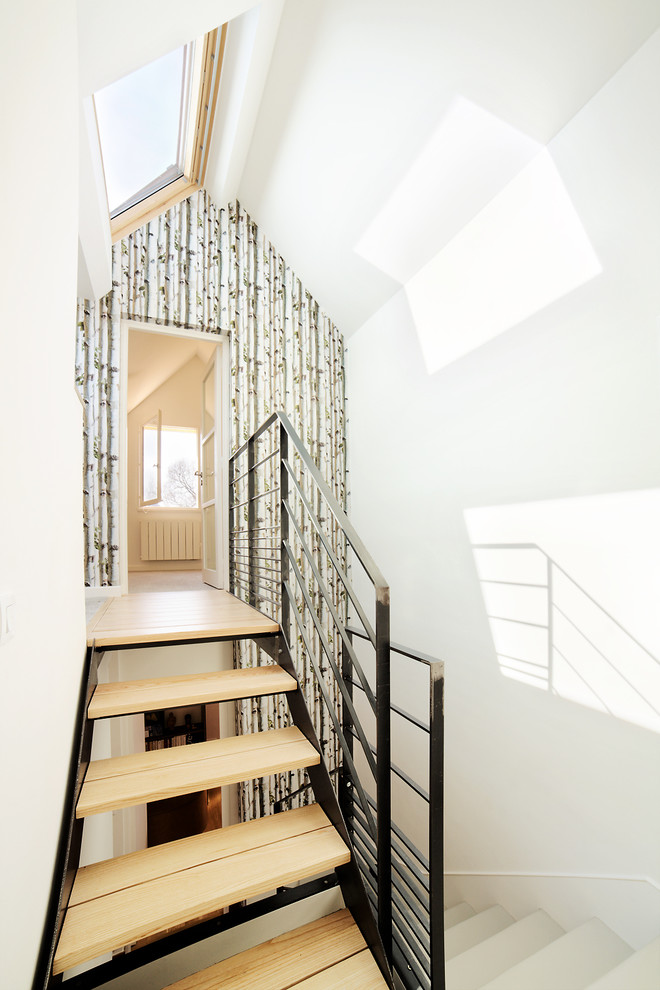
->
[277,412,388,592]
[283,507,378,714]
[354,848,431,986]
[365,794,430,872]
[353,812,430,923]
[231,525,280,534]
[283,462,377,648]
[352,801,429,893]
[230,488,280,511]
[231,541,279,549]
[230,412,279,460]
[352,729,429,802]
[347,678,429,733]
[348,625,442,669]
[248,448,280,473]
[360,880,431,990]
[392,899,431,956]
[283,544,379,780]
[283,591,378,843]
[353,830,430,950]
[230,561,281,575]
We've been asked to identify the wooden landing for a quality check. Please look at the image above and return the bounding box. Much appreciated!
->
[77,726,319,818]
[88,665,297,719]
[163,909,388,989]
[86,590,279,648]
[53,805,351,975]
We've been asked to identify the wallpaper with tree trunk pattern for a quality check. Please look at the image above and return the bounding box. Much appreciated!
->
[76,191,346,818]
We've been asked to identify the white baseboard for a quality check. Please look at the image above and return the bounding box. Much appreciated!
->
[444,871,660,950]
[85,586,122,599]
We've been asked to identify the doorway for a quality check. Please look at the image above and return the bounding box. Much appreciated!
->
[119,320,229,594]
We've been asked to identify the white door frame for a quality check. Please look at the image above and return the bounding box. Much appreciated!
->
[119,319,230,594]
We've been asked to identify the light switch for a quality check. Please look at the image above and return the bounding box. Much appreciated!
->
[0,591,16,645]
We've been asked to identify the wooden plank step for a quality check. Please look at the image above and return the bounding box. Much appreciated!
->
[162,908,389,989]
[77,726,318,818]
[88,665,297,719]
[53,805,350,975]
[86,589,279,647]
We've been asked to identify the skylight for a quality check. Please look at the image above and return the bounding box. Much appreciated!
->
[92,26,227,242]
[95,44,195,217]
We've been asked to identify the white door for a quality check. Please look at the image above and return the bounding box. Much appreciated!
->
[200,349,223,588]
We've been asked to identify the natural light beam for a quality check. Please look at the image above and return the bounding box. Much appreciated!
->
[354,96,543,284]
[407,149,602,374]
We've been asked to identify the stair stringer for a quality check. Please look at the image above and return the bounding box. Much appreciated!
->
[254,633,394,989]
[33,644,101,990]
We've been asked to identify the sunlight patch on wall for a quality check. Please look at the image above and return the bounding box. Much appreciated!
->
[407,149,602,374]
[464,493,660,734]
[354,96,543,284]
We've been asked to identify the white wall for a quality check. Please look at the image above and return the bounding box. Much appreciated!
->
[127,354,207,571]
[0,2,86,987]
[346,33,660,942]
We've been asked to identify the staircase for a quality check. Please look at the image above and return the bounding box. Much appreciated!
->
[443,901,660,989]
[40,591,392,987]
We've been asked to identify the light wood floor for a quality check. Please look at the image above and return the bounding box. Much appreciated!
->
[86,590,278,648]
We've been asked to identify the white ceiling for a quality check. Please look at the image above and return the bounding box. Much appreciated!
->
[127,331,217,412]
[235,0,660,336]
[78,0,660,337]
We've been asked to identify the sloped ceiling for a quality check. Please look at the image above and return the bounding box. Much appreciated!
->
[78,0,660,336]
[127,331,217,413]
[235,0,660,336]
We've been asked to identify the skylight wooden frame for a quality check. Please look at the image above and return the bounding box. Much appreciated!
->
[110,24,228,244]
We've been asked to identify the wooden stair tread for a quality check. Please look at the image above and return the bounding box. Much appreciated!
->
[53,806,350,975]
[295,949,388,988]
[89,665,297,719]
[86,590,279,647]
[70,805,330,906]
[163,909,375,989]
[77,727,319,817]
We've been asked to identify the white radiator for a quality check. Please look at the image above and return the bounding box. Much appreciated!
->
[140,520,201,561]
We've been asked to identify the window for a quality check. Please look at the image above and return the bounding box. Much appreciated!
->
[94,25,227,242]
[140,417,199,509]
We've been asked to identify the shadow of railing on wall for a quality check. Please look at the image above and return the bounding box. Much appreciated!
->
[472,543,660,733]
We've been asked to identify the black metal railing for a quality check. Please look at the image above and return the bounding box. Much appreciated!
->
[229,413,445,988]
[349,630,445,990]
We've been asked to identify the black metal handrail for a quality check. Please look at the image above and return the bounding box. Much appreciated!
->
[229,412,445,988]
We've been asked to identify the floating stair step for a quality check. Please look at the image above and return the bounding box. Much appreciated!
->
[88,665,297,719]
[445,905,514,961]
[446,909,565,990]
[77,726,318,818]
[480,917,632,990]
[86,589,279,647]
[584,934,660,990]
[163,909,388,989]
[445,902,476,928]
[53,804,350,975]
